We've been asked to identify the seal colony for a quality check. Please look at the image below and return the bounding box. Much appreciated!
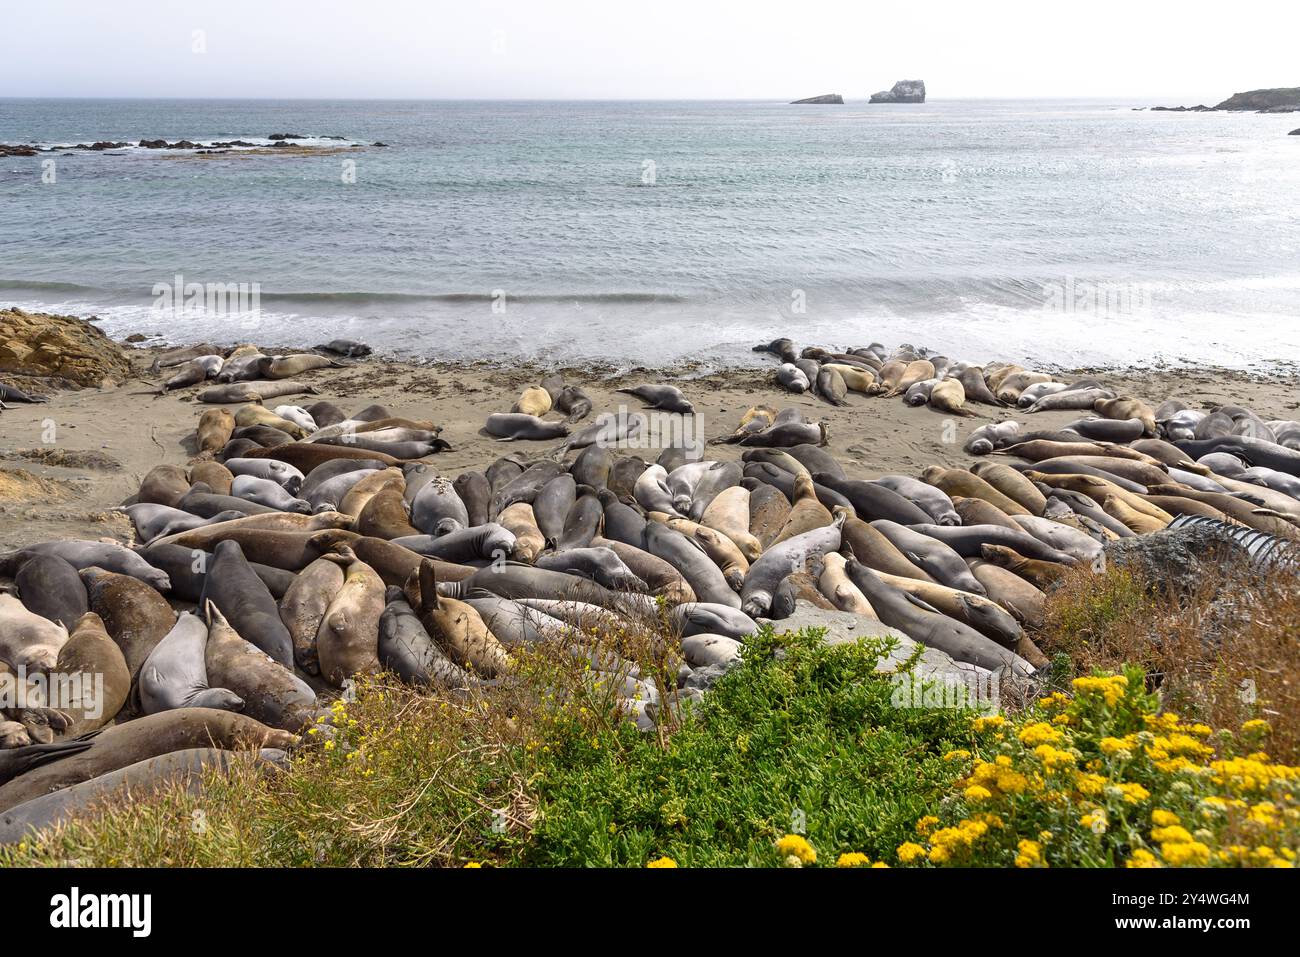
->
[1,333,1299,842]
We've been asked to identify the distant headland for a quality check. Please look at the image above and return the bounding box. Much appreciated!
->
[1149,87,1300,114]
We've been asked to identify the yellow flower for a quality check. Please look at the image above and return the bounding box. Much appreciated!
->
[464,861,482,868]
[1018,722,1064,747]
[1161,841,1211,867]
[897,842,926,864]
[1126,849,1161,869]
[971,715,1005,732]
[775,835,816,865]
[942,750,971,762]
[1151,825,1193,844]
[1014,839,1043,868]
[964,785,993,802]
[1241,719,1271,735]
[1118,783,1150,805]
[1080,811,1107,834]
[836,852,871,868]
[916,816,940,834]
[1072,674,1128,706]
[647,857,678,868]
[928,845,951,864]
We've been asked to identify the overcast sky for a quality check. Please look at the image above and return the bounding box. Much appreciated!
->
[6,0,1296,100]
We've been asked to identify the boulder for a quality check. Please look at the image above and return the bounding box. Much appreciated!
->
[790,94,844,105]
[0,308,132,389]
[869,80,926,104]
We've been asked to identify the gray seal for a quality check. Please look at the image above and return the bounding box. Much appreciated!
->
[137,612,245,714]
[1,541,170,592]
[534,546,648,591]
[391,524,516,563]
[871,475,960,526]
[668,602,758,640]
[223,457,305,493]
[231,474,312,513]
[485,413,570,441]
[616,383,694,414]
[739,515,843,617]
[14,555,88,629]
[868,521,987,594]
[411,475,470,536]
[198,540,295,667]
[379,590,475,687]
[905,523,1079,566]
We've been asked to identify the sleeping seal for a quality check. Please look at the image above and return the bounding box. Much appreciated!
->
[485,413,570,441]
[138,612,245,715]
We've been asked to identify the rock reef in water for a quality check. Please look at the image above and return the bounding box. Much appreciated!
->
[1150,87,1300,114]
[790,94,844,105]
[869,80,925,104]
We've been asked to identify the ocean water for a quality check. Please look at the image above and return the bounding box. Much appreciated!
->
[2,97,1299,370]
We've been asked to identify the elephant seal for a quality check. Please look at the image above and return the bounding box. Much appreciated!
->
[634,465,682,516]
[0,708,298,813]
[1012,516,1105,564]
[262,353,344,378]
[489,460,565,515]
[968,462,1048,515]
[379,591,474,688]
[411,474,469,535]
[0,382,48,403]
[979,544,1068,590]
[195,408,236,456]
[223,457,305,493]
[557,491,603,549]
[700,486,762,561]
[617,383,694,414]
[205,605,319,732]
[339,468,404,519]
[872,475,960,526]
[279,554,347,672]
[841,514,936,583]
[137,465,191,508]
[485,413,570,441]
[273,404,318,432]
[453,471,492,527]
[747,482,792,549]
[845,561,1033,677]
[356,488,421,540]
[909,523,1079,566]
[189,460,235,495]
[737,419,828,448]
[513,386,552,417]
[771,474,833,546]
[391,524,516,564]
[199,540,295,668]
[967,558,1048,630]
[776,363,810,393]
[411,561,511,676]
[138,612,244,715]
[953,367,1001,405]
[79,568,176,681]
[874,572,1023,649]
[14,555,87,629]
[0,740,93,788]
[306,468,381,512]
[592,537,695,603]
[0,748,285,844]
[178,482,277,519]
[740,516,843,617]
[688,461,743,521]
[903,378,939,407]
[868,521,988,594]
[815,473,933,525]
[1094,396,1157,436]
[555,385,593,422]
[201,380,320,403]
[922,466,1030,518]
[1024,387,1116,414]
[242,443,402,472]
[299,458,387,500]
[953,496,1019,530]
[815,367,848,406]
[535,546,648,592]
[644,522,741,608]
[534,474,579,543]
[1062,417,1146,443]
[964,420,1020,455]
[571,445,613,490]
[0,594,68,672]
[498,503,545,563]
[316,546,383,686]
[930,378,974,417]
[231,474,313,513]
[53,612,131,736]
[817,552,877,617]
[669,602,759,640]
[771,570,836,618]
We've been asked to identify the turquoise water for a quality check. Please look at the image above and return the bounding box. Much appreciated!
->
[2,98,1298,368]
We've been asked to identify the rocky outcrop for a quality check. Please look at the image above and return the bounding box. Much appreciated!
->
[1152,87,1300,114]
[790,94,844,105]
[0,308,132,390]
[1214,88,1300,112]
[870,80,925,104]
[1290,128,1300,135]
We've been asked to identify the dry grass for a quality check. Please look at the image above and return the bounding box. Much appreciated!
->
[1036,558,1300,762]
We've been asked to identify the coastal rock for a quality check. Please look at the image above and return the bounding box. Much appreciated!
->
[0,144,40,157]
[1213,87,1300,112]
[790,94,844,105]
[0,308,132,389]
[869,80,926,104]
[1290,128,1300,135]
[268,133,308,141]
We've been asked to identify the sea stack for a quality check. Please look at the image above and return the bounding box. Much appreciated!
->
[790,94,844,105]
[1213,88,1300,112]
[869,80,926,104]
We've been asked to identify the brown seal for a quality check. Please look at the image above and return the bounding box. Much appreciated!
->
[355,487,421,540]
[80,567,177,683]
[189,460,234,495]
[0,708,298,813]
[53,612,131,737]
[196,408,235,456]
[316,546,383,687]
[922,466,1030,517]
[137,465,191,508]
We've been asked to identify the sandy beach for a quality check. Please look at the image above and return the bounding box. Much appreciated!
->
[2,330,1296,550]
